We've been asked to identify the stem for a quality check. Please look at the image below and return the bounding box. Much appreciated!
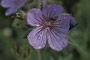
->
[11,16,24,20]
[37,50,42,60]
[16,21,25,26]
[41,0,43,10]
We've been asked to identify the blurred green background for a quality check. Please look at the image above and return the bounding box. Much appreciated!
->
[0,0,90,60]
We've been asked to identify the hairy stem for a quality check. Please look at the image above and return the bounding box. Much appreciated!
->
[41,0,43,10]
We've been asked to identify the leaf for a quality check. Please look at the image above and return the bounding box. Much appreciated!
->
[21,28,33,38]
[12,19,19,28]
[50,56,54,60]
[67,36,79,47]
[25,47,38,60]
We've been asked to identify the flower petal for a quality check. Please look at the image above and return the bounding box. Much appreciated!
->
[1,0,16,8]
[39,0,47,7]
[52,14,70,34]
[27,8,44,26]
[1,0,26,16]
[47,28,68,51]
[42,4,64,19]
[67,15,76,34]
[52,14,76,34]
[5,8,17,16]
[43,0,47,7]
[1,0,26,8]
[27,26,47,50]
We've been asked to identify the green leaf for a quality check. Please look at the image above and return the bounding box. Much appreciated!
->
[12,19,19,28]
[21,28,33,38]
[67,36,79,47]
[50,56,54,60]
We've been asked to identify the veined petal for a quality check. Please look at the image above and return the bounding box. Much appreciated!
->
[42,4,64,19]
[53,14,76,34]
[27,26,47,50]
[47,28,68,51]
[27,8,44,26]
[52,14,70,34]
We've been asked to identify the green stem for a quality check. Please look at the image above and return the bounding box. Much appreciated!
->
[37,50,42,60]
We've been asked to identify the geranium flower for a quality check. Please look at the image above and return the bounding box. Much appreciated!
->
[27,4,76,51]
[0,0,26,16]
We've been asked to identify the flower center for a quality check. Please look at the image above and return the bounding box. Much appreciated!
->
[43,17,57,29]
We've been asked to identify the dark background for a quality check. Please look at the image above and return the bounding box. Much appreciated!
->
[0,0,90,60]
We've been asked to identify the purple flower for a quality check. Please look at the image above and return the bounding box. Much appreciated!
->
[27,4,76,51]
[0,0,26,16]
